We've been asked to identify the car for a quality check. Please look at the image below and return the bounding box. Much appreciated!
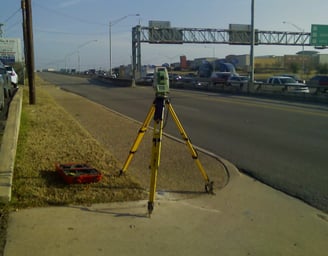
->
[0,62,7,110]
[5,65,18,88]
[169,73,182,82]
[0,61,14,99]
[210,72,232,85]
[279,74,306,84]
[307,75,328,93]
[266,76,310,93]
[227,75,249,88]
[144,73,154,83]
[136,73,154,86]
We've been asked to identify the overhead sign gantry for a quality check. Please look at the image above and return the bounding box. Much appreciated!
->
[131,22,313,78]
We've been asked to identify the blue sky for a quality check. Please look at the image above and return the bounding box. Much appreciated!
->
[1,0,328,70]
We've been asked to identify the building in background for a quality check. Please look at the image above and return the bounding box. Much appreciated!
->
[180,55,187,69]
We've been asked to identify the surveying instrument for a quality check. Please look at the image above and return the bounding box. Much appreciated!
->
[119,67,213,216]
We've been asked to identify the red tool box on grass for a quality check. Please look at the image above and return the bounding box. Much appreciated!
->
[55,163,102,184]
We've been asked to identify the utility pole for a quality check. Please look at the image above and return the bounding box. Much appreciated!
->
[21,0,36,104]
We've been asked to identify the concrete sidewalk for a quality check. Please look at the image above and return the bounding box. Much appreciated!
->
[5,171,327,256]
[3,85,328,256]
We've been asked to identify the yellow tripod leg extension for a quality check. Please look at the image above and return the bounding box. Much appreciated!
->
[167,101,214,194]
[119,104,155,175]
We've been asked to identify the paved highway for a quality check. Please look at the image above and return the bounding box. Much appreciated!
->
[39,72,328,212]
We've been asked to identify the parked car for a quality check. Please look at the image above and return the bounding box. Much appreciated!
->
[0,61,14,99]
[266,76,309,93]
[307,75,328,93]
[210,72,232,85]
[227,75,249,88]
[5,65,18,88]
[0,62,7,110]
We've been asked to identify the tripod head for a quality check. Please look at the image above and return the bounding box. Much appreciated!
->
[153,66,169,97]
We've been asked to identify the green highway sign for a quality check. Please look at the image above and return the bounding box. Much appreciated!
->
[311,24,328,47]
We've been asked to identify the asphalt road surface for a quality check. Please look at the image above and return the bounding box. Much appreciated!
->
[38,72,328,212]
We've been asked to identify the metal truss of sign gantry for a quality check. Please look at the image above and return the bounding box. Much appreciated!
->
[131,26,311,78]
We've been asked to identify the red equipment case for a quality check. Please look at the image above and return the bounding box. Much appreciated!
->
[55,163,102,184]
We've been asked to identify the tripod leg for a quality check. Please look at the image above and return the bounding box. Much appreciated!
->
[119,104,155,175]
[167,102,214,193]
[148,97,165,215]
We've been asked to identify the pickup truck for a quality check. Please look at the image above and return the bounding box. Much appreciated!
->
[264,76,310,93]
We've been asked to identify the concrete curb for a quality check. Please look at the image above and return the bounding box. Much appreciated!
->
[86,98,238,187]
[0,88,23,202]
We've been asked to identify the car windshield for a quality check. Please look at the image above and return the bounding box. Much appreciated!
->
[280,77,296,84]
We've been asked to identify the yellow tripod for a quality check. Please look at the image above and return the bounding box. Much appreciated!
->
[120,95,213,215]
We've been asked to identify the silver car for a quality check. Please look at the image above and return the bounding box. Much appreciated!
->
[227,75,249,88]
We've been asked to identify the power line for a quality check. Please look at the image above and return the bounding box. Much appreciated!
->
[2,8,21,23]
[35,28,104,36]
[33,2,107,26]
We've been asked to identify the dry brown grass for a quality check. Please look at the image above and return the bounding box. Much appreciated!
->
[11,81,147,208]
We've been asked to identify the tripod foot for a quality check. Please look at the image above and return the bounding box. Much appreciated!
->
[147,201,154,217]
[205,181,214,194]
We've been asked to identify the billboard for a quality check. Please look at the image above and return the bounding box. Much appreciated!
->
[149,28,183,44]
[0,38,22,64]
[148,20,183,44]
[149,20,171,29]
[229,24,258,45]
[310,24,328,48]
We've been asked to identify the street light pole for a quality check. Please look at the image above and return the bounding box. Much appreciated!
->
[283,21,305,76]
[109,14,140,76]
